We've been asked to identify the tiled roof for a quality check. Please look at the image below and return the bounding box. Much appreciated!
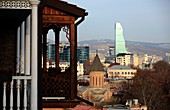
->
[78,86,88,94]
[95,96,103,102]
[90,88,107,94]
[90,54,104,72]
[108,62,120,67]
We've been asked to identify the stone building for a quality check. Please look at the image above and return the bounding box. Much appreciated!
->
[78,54,112,106]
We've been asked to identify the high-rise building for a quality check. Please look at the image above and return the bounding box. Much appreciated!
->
[59,44,70,62]
[47,43,70,62]
[47,43,89,63]
[115,22,127,55]
[77,46,89,63]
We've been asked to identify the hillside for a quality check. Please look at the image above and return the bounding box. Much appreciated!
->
[78,39,170,57]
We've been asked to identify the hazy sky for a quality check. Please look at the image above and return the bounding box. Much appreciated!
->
[48,0,170,43]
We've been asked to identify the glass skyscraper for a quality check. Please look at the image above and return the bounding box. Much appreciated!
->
[47,43,70,62]
[60,45,70,62]
[47,44,89,63]
[47,44,56,60]
[77,46,89,63]
[115,22,127,55]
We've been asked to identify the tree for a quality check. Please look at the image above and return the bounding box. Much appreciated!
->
[123,61,170,110]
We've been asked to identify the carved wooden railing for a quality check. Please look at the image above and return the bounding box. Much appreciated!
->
[42,70,71,99]
[1,76,31,110]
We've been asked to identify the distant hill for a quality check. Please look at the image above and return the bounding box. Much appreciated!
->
[78,39,170,58]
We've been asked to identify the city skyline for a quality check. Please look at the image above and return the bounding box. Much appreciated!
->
[61,0,170,43]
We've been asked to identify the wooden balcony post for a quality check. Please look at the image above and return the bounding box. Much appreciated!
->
[70,23,77,99]
[54,28,60,71]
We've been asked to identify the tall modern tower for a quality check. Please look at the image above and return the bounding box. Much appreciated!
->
[115,22,127,55]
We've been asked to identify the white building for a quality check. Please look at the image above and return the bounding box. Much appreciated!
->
[116,53,131,66]
[77,62,84,76]
[107,65,137,79]
[131,54,139,67]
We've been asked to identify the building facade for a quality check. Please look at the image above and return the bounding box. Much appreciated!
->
[107,65,137,79]
[130,54,139,67]
[116,53,131,66]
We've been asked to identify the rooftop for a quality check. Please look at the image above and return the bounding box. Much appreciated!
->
[90,54,104,72]
[90,88,107,94]
[108,65,134,70]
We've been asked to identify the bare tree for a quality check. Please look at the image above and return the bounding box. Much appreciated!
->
[123,61,170,110]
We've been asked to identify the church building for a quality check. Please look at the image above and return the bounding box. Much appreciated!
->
[78,54,112,106]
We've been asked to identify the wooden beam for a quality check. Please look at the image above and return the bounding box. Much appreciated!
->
[42,0,86,17]
[70,23,76,100]
[43,15,75,24]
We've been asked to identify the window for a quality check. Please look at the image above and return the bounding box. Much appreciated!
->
[96,77,97,85]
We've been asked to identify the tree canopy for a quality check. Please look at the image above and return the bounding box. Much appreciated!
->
[123,61,170,110]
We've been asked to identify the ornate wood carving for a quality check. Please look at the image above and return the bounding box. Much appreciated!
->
[42,71,71,99]
[0,1,31,9]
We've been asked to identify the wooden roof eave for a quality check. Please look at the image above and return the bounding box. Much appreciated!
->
[41,0,88,18]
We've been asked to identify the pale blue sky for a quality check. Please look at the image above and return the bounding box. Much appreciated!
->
[48,0,170,43]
